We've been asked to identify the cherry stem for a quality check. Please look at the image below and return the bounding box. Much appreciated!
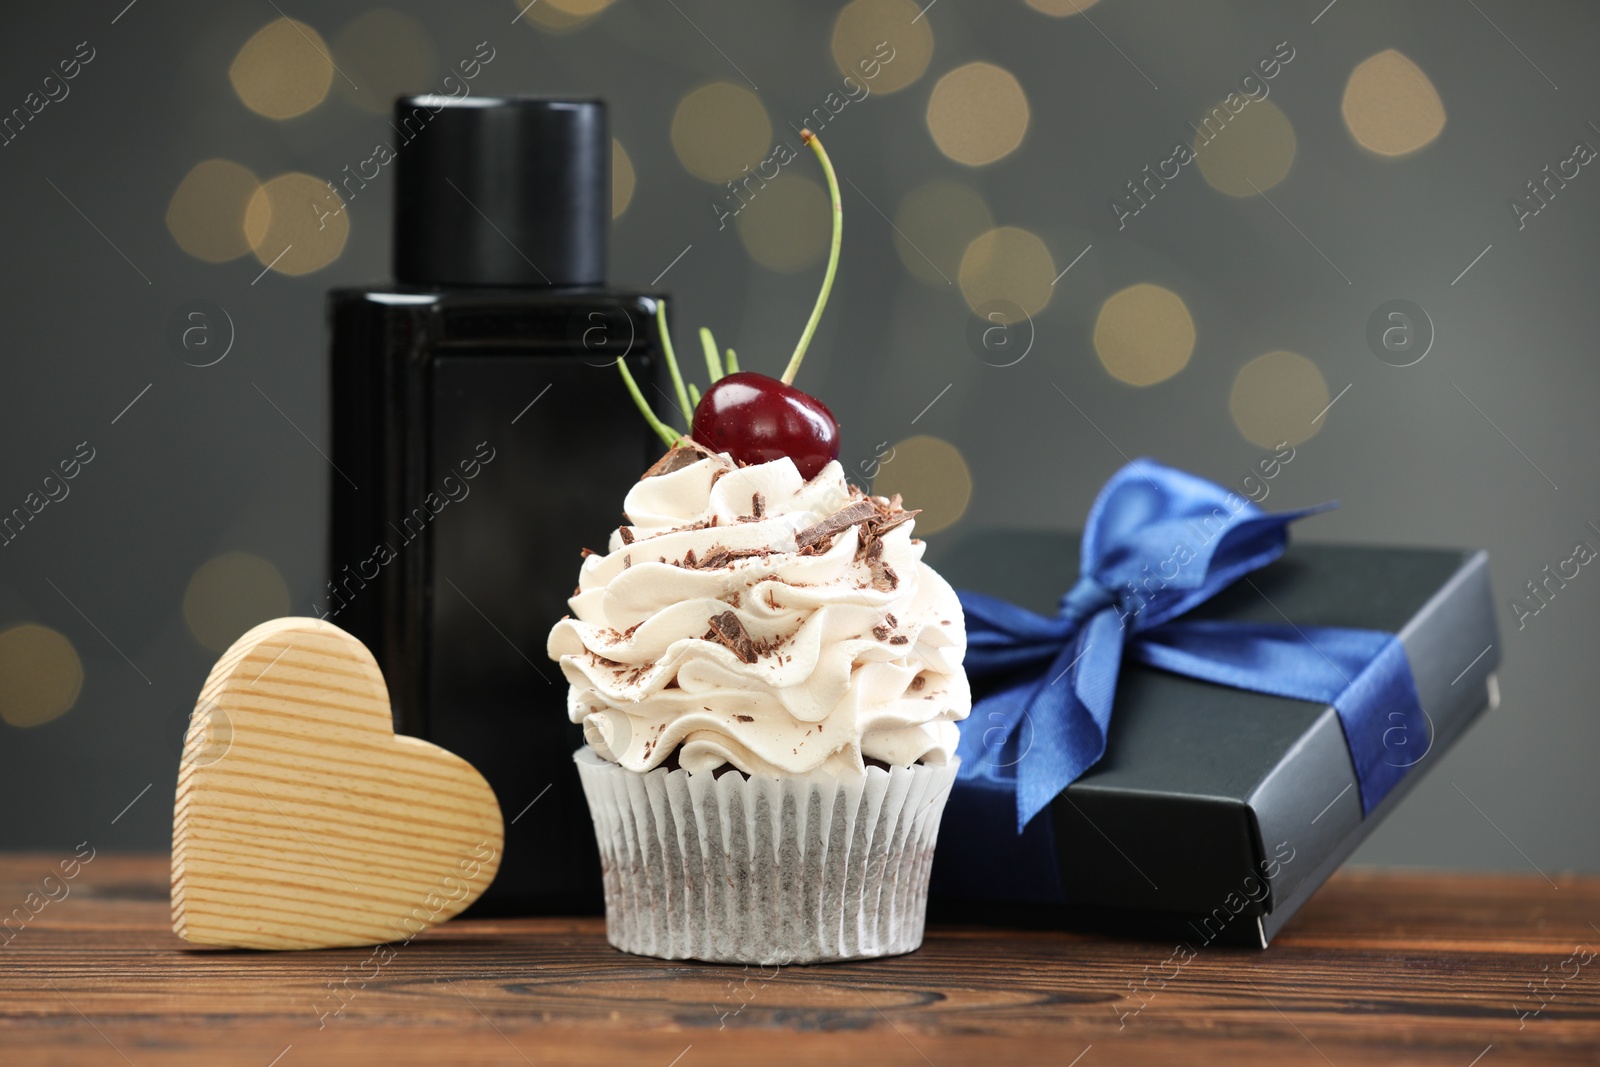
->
[655,301,694,425]
[726,347,740,373]
[781,130,842,387]
[699,327,724,383]
[615,354,682,448]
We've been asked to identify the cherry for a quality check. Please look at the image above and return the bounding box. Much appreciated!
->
[615,129,848,479]
[691,371,840,480]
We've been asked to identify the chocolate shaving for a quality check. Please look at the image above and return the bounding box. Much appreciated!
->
[796,500,878,552]
[889,635,908,645]
[872,624,891,641]
[619,527,635,545]
[580,547,597,558]
[684,548,697,568]
[885,613,897,627]
[751,493,765,519]
[734,714,754,723]
[911,674,926,691]
[707,610,757,664]
[641,439,723,479]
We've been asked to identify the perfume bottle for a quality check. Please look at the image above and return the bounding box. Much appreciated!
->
[327,96,662,913]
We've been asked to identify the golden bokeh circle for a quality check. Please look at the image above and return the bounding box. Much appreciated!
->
[509,0,608,32]
[872,435,973,536]
[1093,284,1196,387]
[1024,0,1103,15]
[734,175,831,273]
[926,62,1030,167]
[244,173,348,276]
[612,138,636,219]
[332,9,438,115]
[893,180,993,287]
[1342,49,1447,157]
[166,160,263,263]
[830,0,934,95]
[183,552,292,654]
[1194,99,1297,197]
[230,18,335,120]
[671,83,773,183]
[0,624,83,728]
[1229,350,1330,448]
[958,226,1055,323]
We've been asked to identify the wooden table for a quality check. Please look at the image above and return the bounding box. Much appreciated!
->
[1,855,1595,1066]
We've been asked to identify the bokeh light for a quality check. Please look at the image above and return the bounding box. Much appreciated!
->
[509,0,611,33]
[1093,283,1195,386]
[671,83,772,183]
[183,552,292,654]
[1229,350,1330,448]
[1024,0,1103,15]
[926,62,1030,166]
[244,173,348,276]
[734,175,830,273]
[332,9,437,115]
[1342,49,1446,157]
[958,226,1055,323]
[872,435,973,536]
[612,137,636,219]
[0,624,83,728]
[1194,99,1297,197]
[166,160,263,263]
[893,180,993,288]
[830,0,934,95]
[230,18,334,120]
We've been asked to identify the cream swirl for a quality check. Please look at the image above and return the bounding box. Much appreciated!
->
[546,444,969,778]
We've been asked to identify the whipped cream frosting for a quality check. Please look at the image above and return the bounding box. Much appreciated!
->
[546,445,969,778]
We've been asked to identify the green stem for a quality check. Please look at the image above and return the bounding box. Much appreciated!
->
[725,347,740,373]
[655,301,694,423]
[689,381,702,406]
[699,327,724,384]
[781,130,843,387]
[616,355,682,448]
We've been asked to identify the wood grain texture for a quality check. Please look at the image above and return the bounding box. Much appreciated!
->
[2,854,1596,1066]
[172,618,504,950]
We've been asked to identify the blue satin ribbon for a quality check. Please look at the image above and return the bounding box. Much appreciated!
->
[955,459,1428,832]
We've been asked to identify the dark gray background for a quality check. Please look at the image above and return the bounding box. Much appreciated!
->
[0,0,1594,876]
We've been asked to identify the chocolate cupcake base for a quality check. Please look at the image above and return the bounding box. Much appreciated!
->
[573,748,959,965]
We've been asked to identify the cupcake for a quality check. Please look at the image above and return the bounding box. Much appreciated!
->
[546,131,969,964]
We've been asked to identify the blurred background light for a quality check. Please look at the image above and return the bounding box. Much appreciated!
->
[734,175,830,272]
[0,624,83,729]
[1229,350,1330,447]
[612,137,636,219]
[182,552,292,654]
[1093,283,1196,386]
[1195,99,1297,197]
[229,18,335,120]
[1342,49,1446,157]
[893,180,993,288]
[331,9,437,114]
[244,173,349,276]
[926,62,1030,166]
[872,435,973,535]
[165,159,263,263]
[671,82,773,183]
[959,226,1055,322]
[509,0,612,33]
[1023,0,1103,16]
[830,0,935,94]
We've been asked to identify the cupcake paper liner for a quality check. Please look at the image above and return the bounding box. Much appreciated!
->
[573,747,959,965]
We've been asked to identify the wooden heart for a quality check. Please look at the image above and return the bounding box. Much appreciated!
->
[172,617,504,949]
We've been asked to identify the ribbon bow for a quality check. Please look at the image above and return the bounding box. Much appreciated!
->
[955,459,1427,831]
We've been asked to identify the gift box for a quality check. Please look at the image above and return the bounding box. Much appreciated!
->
[926,469,1499,948]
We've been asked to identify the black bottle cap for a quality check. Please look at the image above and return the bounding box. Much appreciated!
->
[392,95,608,287]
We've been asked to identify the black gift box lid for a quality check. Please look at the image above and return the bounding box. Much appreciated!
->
[926,534,1500,947]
